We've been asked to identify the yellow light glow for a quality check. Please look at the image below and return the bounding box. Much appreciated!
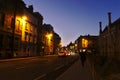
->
[75,43,77,47]
[22,16,27,26]
[22,16,27,20]
[82,38,88,48]
[59,42,62,47]
[45,33,53,47]
[46,33,53,40]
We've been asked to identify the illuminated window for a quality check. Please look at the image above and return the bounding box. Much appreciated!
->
[16,20,20,30]
[82,38,88,48]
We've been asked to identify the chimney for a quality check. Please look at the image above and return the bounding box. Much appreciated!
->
[108,12,111,25]
[99,22,102,34]
[28,5,33,12]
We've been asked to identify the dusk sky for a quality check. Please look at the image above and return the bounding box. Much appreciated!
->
[23,0,120,46]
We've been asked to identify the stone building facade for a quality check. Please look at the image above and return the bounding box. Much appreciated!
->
[99,13,120,60]
[0,0,43,58]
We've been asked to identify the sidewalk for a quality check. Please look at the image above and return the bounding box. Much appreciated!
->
[56,58,93,80]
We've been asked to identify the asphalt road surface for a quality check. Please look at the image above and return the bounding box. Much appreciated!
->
[0,54,78,80]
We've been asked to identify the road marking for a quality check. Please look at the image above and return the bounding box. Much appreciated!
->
[33,74,46,80]
[16,66,26,69]
[54,65,64,71]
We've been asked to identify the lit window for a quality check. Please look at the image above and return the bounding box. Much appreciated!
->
[17,20,20,30]
[30,25,32,32]
[25,23,28,30]
[82,38,88,48]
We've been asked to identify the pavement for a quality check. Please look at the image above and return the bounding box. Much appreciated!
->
[56,57,94,80]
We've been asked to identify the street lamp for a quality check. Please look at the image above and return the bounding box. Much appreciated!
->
[46,33,53,40]
[21,16,27,27]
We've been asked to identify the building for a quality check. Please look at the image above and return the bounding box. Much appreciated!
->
[42,24,54,55]
[99,12,120,59]
[34,12,43,56]
[53,32,61,54]
[0,0,43,58]
[77,35,98,54]
[0,0,25,58]
[67,42,75,53]
[0,0,61,58]
[20,5,38,57]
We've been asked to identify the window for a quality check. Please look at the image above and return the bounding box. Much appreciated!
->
[25,23,28,30]
[11,18,14,28]
[0,13,5,26]
[16,20,20,30]
[15,37,19,46]
[0,14,1,26]
[30,24,32,32]
[25,32,27,41]
[25,32,29,41]
[23,45,27,52]
[8,36,12,49]
[29,34,32,43]
[0,34,3,50]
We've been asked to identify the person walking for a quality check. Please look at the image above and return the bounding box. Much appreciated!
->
[79,51,86,67]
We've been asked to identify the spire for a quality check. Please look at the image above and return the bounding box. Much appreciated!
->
[108,12,111,25]
[99,21,102,34]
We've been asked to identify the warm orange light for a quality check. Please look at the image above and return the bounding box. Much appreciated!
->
[82,38,88,48]
[22,16,27,26]
[45,33,53,46]
[46,33,53,40]
[22,16,27,20]
[75,43,77,47]
[20,16,27,41]
[59,41,62,47]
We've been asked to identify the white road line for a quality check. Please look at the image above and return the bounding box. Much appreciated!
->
[16,66,26,69]
[54,65,64,71]
[33,74,46,80]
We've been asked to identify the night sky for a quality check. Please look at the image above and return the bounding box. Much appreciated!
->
[23,0,120,46]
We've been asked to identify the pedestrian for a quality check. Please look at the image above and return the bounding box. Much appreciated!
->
[79,51,86,67]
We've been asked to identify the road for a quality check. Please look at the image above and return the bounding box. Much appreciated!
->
[0,54,78,80]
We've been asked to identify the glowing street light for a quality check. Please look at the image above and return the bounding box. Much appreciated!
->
[22,16,27,20]
[46,33,53,40]
[45,33,53,54]
[22,16,27,26]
